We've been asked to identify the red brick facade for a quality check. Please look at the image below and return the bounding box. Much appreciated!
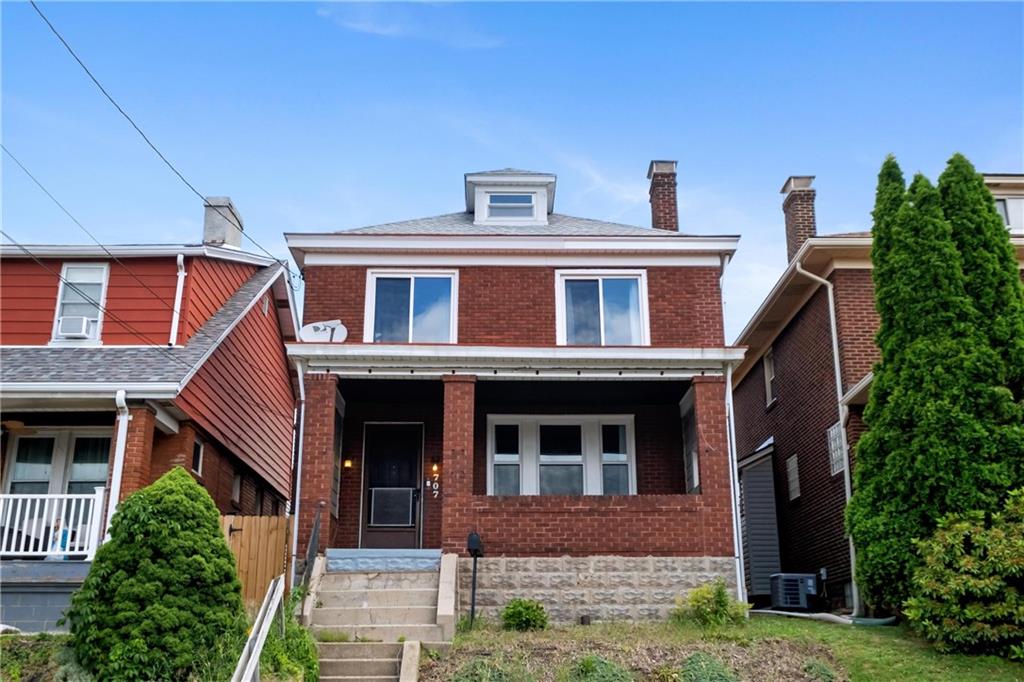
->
[832,269,880,389]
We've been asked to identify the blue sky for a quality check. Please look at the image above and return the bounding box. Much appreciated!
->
[3,2,1022,341]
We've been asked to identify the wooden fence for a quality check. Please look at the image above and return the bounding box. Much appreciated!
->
[220,514,290,608]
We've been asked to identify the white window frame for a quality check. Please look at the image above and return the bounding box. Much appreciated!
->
[362,269,459,344]
[191,439,204,476]
[763,348,777,405]
[485,415,636,496]
[554,269,650,347]
[786,454,801,500]
[679,387,700,493]
[486,192,536,222]
[2,428,113,495]
[826,422,845,476]
[50,262,110,346]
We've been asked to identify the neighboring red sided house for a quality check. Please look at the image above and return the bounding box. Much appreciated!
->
[0,198,298,632]
[732,174,1024,612]
[286,163,748,621]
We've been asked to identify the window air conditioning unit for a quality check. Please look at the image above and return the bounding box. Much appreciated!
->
[57,316,91,339]
[769,573,818,610]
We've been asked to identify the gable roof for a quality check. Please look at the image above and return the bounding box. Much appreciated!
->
[0,263,288,394]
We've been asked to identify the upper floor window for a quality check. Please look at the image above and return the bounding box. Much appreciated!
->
[555,270,650,346]
[763,348,777,405]
[52,264,108,343]
[363,270,458,344]
[487,193,535,220]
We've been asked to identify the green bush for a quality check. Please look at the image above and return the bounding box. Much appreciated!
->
[903,489,1024,659]
[560,655,633,681]
[679,652,736,682]
[500,598,548,632]
[66,467,246,680]
[260,590,320,682]
[669,579,748,630]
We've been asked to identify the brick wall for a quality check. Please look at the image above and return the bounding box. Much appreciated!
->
[117,406,155,499]
[733,287,852,599]
[302,265,725,347]
[833,269,879,389]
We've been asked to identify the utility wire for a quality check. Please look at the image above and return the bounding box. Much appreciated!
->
[28,0,295,287]
[2,143,184,327]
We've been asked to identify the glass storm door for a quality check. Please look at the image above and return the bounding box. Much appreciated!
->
[361,424,422,549]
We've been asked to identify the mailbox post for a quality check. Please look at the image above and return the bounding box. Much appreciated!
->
[467,531,484,626]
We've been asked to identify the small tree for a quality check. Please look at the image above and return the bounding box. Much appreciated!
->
[847,173,1018,610]
[870,154,906,361]
[67,467,245,680]
[938,153,1024,402]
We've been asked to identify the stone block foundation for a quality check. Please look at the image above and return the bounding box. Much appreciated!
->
[457,555,736,622]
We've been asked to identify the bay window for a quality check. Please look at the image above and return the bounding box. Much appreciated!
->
[363,270,458,344]
[487,416,635,496]
[556,270,649,346]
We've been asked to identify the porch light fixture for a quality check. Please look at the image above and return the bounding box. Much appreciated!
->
[343,458,353,469]
[431,461,439,474]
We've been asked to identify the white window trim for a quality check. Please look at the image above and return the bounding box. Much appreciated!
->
[191,439,204,476]
[485,192,536,222]
[2,427,113,495]
[786,454,801,500]
[554,269,650,347]
[362,269,459,344]
[763,348,776,405]
[50,262,110,346]
[485,414,636,496]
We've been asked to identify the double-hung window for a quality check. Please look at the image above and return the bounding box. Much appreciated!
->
[52,264,108,343]
[763,348,777,405]
[487,416,636,496]
[364,270,458,344]
[556,270,649,346]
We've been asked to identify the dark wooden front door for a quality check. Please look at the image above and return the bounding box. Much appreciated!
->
[361,424,422,549]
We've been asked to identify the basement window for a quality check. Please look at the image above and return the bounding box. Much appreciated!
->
[487,193,535,219]
[364,270,458,344]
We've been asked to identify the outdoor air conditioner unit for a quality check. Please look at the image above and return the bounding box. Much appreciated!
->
[769,573,818,610]
[57,316,91,339]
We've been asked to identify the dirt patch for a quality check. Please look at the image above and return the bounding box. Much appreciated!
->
[420,629,845,681]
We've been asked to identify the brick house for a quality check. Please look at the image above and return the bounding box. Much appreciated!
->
[731,174,1024,612]
[287,163,748,620]
[0,198,298,631]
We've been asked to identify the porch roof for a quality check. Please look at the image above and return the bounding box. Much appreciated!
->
[288,343,745,380]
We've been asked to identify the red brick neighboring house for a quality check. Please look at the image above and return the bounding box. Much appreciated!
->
[731,174,1024,612]
[0,198,298,600]
[287,163,748,620]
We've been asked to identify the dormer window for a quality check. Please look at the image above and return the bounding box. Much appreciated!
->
[488,193,535,220]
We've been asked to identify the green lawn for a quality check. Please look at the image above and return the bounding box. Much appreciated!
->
[420,616,1023,682]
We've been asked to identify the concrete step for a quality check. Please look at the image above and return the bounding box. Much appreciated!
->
[313,623,445,643]
[326,548,442,573]
[318,642,403,659]
[320,658,400,677]
[320,571,439,591]
[313,606,437,626]
[318,588,438,608]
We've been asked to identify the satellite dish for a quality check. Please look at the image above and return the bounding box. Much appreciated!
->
[298,319,348,343]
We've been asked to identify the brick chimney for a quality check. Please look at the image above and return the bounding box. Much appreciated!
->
[648,160,679,232]
[781,176,816,261]
[203,196,244,248]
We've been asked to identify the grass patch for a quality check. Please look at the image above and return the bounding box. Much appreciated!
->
[0,633,90,682]
[419,617,1024,681]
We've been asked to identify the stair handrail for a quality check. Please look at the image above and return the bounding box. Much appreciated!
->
[299,501,324,589]
[231,573,285,682]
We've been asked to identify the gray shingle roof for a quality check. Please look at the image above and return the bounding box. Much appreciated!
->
[467,168,552,176]
[340,212,692,237]
[1,264,284,386]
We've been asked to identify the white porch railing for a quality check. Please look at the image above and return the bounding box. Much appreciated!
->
[0,487,106,560]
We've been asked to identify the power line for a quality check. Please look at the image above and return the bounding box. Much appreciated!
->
[2,143,184,328]
[0,231,292,420]
[28,0,295,284]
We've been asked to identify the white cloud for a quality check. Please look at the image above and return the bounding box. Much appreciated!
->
[316,4,504,50]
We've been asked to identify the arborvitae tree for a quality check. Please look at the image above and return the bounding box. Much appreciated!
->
[67,467,245,680]
[870,155,906,361]
[938,153,1024,401]
[847,173,1020,610]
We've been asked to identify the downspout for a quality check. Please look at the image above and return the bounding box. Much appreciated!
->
[289,359,307,590]
[168,254,186,346]
[794,262,862,616]
[105,389,131,538]
[724,363,748,606]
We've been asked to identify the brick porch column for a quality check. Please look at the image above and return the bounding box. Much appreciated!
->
[441,374,476,554]
[691,376,735,557]
[118,406,156,500]
[299,372,338,555]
